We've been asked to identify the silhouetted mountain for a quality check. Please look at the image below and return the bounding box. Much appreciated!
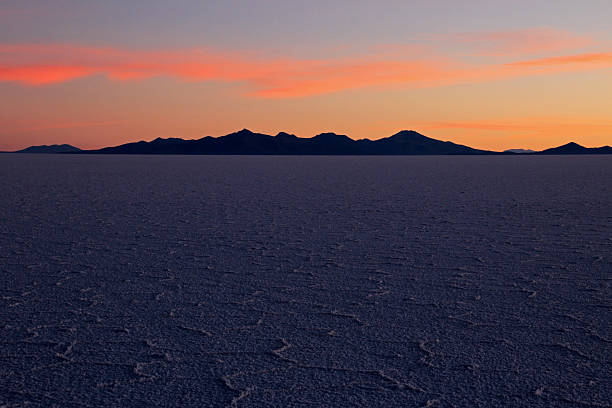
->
[25,131,606,155]
[81,129,495,155]
[537,142,612,155]
[504,149,536,154]
[16,144,81,153]
[356,130,488,155]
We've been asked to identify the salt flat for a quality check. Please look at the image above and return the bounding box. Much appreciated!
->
[0,155,610,407]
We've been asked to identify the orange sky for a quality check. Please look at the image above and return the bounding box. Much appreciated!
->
[0,4,611,151]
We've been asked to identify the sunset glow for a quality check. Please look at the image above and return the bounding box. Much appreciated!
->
[0,1,610,151]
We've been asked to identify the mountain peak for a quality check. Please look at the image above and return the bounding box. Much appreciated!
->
[313,132,353,142]
[17,144,81,153]
[390,130,429,140]
[234,128,254,135]
[394,129,423,135]
[276,131,297,138]
[561,142,584,148]
[539,141,590,154]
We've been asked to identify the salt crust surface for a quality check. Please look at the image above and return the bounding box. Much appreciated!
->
[0,155,610,407]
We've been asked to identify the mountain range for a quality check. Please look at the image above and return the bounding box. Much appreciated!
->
[15,144,82,153]
[538,142,612,155]
[9,130,612,155]
[503,148,536,154]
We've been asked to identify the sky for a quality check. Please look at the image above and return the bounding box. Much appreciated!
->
[1,0,611,151]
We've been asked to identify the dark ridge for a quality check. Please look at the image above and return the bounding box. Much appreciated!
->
[16,144,81,153]
[504,149,536,154]
[361,130,486,155]
[275,132,297,138]
[537,142,612,155]
[25,130,609,155]
[78,129,497,155]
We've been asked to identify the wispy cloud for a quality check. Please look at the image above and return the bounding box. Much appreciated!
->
[413,121,528,131]
[413,118,612,139]
[507,52,612,67]
[0,35,610,98]
[407,118,612,150]
[10,120,126,133]
[435,27,593,56]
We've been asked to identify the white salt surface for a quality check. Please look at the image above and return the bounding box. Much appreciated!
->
[0,155,610,407]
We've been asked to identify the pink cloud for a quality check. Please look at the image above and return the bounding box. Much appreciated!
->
[437,27,593,56]
[0,39,610,98]
[11,120,126,133]
[507,52,612,66]
[412,118,612,134]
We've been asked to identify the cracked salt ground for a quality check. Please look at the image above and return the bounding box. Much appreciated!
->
[0,155,611,407]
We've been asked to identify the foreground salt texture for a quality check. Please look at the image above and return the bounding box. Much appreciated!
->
[0,155,610,407]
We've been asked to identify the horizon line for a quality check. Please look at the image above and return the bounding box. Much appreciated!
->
[6,128,611,153]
